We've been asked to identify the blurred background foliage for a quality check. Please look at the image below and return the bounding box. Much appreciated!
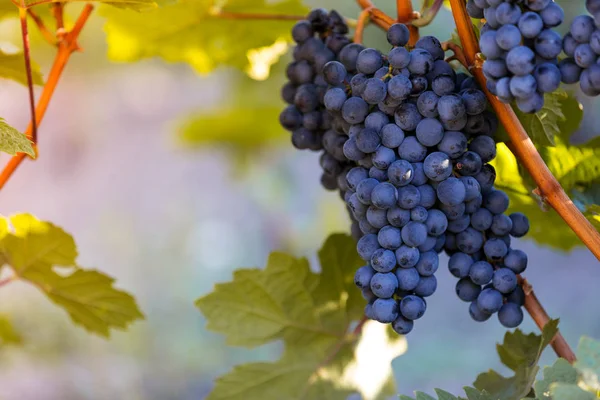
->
[0,0,598,399]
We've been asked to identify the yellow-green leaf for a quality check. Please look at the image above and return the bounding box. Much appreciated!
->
[0,50,43,86]
[207,346,354,400]
[0,119,35,158]
[1,214,144,337]
[101,0,308,78]
[26,268,144,337]
[2,213,78,277]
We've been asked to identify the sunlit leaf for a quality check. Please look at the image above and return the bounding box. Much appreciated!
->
[0,119,35,158]
[1,214,144,337]
[0,316,22,346]
[18,0,156,11]
[101,0,308,78]
[0,50,44,86]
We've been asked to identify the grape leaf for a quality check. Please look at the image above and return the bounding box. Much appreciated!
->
[473,321,558,400]
[399,388,474,400]
[0,315,22,346]
[101,0,308,78]
[197,234,383,399]
[534,359,579,400]
[0,119,35,158]
[415,392,438,400]
[0,3,15,19]
[0,50,43,86]
[17,0,156,11]
[434,389,460,400]
[1,214,144,337]
[196,233,362,348]
[575,337,600,383]
[206,346,355,400]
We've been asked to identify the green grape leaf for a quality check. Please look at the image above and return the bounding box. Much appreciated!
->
[198,234,393,399]
[18,0,156,11]
[463,387,496,400]
[206,347,355,400]
[548,384,596,400]
[474,321,558,400]
[399,396,417,400]
[1,214,144,337]
[556,91,584,144]
[514,91,569,147]
[20,268,144,337]
[196,233,363,348]
[434,389,460,400]
[534,359,579,400]
[179,106,284,149]
[0,119,35,158]
[102,0,308,78]
[0,50,43,86]
[2,213,78,276]
[0,315,22,345]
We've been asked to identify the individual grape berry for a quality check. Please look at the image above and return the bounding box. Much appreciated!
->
[469,261,494,285]
[389,47,411,69]
[448,252,473,278]
[381,124,405,148]
[388,207,411,228]
[492,268,518,294]
[395,267,420,291]
[370,272,398,298]
[477,288,503,314]
[357,48,384,75]
[387,23,410,47]
[357,233,381,261]
[322,61,347,85]
[415,251,439,276]
[398,136,427,163]
[400,295,427,320]
[372,298,399,323]
[498,303,524,328]
[509,212,530,237]
[469,301,492,322]
[401,221,428,247]
[416,119,445,147]
[392,315,414,334]
[437,177,466,206]
[395,245,420,268]
[342,97,369,124]
[414,275,437,297]
[456,278,482,302]
[506,286,526,306]
[424,152,452,182]
[484,237,509,261]
[371,182,398,209]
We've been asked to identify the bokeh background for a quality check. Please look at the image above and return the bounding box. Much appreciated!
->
[0,1,598,399]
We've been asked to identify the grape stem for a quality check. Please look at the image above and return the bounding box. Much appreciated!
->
[448,0,580,362]
[521,278,577,363]
[356,0,396,32]
[353,8,372,44]
[0,4,94,191]
[19,7,38,146]
[413,0,444,28]
[442,41,468,69]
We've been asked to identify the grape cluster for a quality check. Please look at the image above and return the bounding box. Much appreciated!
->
[279,12,534,335]
[468,0,564,113]
[279,9,355,192]
[339,23,527,334]
[560,1,600,95]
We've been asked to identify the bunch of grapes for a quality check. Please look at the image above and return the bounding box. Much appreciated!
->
[279,9,356,192]
[560,1,600,95]
[467,0,564,113]
[279,13,534,335]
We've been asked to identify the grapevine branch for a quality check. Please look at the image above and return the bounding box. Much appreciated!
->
[521,278,577,363]
[448,0,578,362]
[354,8,371,44]
[448,0,600,263]
[356,0,396,32]
[0,4,94,191]
[27,9,56,45]
[413,0,444,27]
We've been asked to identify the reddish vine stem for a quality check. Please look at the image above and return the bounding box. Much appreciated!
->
[0,4,94,191]
[521,278,577,363]
[353,8,371,44]
[442,41,468,69]
[19,7,38,145]
[356,0,396,31]
[448,0,578,362]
